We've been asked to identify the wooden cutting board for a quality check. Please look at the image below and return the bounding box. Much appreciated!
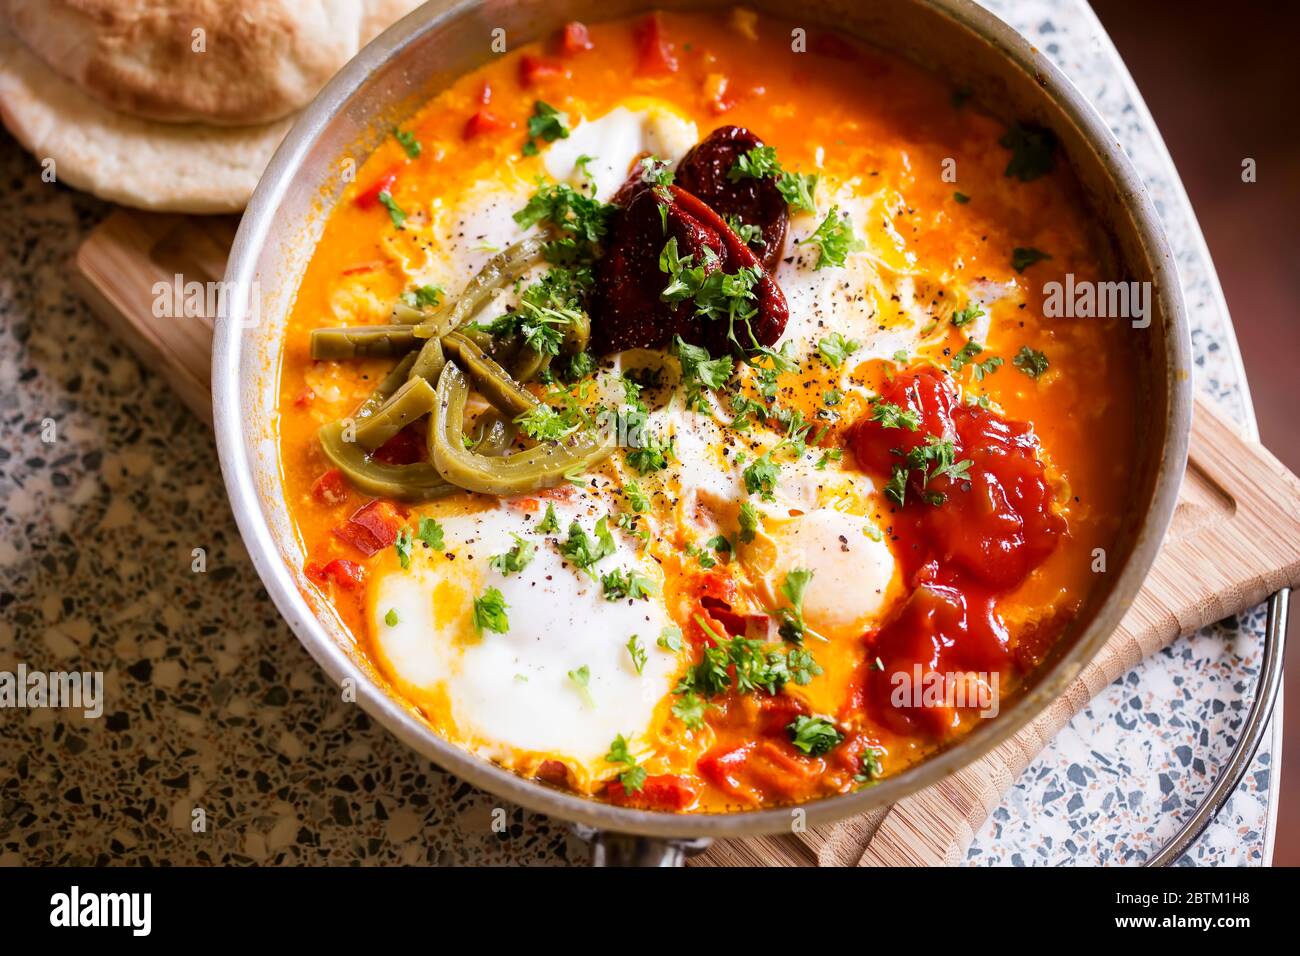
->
[73,208,1300,867]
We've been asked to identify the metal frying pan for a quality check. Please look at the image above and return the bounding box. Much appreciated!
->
[212,0,1193,864]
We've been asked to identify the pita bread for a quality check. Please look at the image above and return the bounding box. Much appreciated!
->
[0,24,291,212]
[0,0,415,126]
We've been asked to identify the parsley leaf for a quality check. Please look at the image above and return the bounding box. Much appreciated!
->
[742,451,780,501]
[1011,246,1052,272]
[950,304,984,327]
[1013,346,1050,379]
[473,587,510,634]
[384,608,399,627]
[394,127,421,159]
[738,501,760,543]
[377,190,406,229]
[605,734,646,792]
[1000,122,1056,182]
[626,636,647,675]
[394,527,414,569]
[569,665,595,708]
[416,517,445,550]
[805,205,864,269]
[559,517,616,576]
[535,503,560,534]
[787,715,844,755]
[490,534,536,576]
[773,568,814,644]
[870,398,921,431]
[817,332,861,369]
[601,567,660,601]
[526,100,571,145]
[658,625,684,652]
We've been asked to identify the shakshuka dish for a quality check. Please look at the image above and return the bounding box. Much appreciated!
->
[277,10,1137,812]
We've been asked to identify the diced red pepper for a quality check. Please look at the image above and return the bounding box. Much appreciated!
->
[606,774,699,811]
[333,499,404,556]
[519,53,568,87]
[310,468,349,506]
[371,425,424,465]
[697,742,759,802]
[560,21,593,55]
[305,558,366,591]
[634,13,678,75]
[354,165,401,208]
[463,108,505,140]
[292,387,316,408]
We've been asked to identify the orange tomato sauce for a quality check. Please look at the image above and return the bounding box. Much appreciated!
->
[276,10,1138,812]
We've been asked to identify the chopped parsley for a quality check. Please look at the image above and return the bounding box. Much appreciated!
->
[626,433,673,474]
[1011,246,1052,272]
[601,567,659,601]
[400,284,443,310]
[569,665,595,708]
[817,331,861,368]
[726,145,818,213]
[394,527,414,569]
[999,122,1056,182]
[671,692,710,729]
[738,501,760,543]
[658,625,684,652]
[513,182,614,260]
[787,715,844,756]
[416,517,445,550]
[950,304,984,327]
[805,205,864,269]
[623,481,651,513]
[384,608,399,627]
[772,568,814,644]
[490,534,536,576]
[393,127,421,159]
[1013,346,1050,379]
[625,636,647,675]
[674,336,734,412]
[377,190,406,229]
[742,451,780,501]
[854,747,885,785]
[870,398,921,431]
[558,516,616,576]
[535,503,560,534]
[605,734,646,792]
[524,100,571,153]
[950,340,984,372]
[953,191,971,204]
[473,587,510,634]
[514,403,579,441]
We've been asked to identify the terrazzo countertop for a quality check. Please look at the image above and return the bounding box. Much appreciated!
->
[0,0,1278,866]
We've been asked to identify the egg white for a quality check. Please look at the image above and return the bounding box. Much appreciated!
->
[367,503,681,789]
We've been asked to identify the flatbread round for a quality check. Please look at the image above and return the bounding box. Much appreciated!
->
[0,0,366,125]
[0,24,291,212]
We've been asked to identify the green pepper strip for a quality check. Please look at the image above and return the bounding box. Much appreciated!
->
[413,238,546,341]
[310,325,420,360]
[430,362,612,496]
[318,420,455,501]
[355,353,417,420]
[469,411,517,456]
[406,334,446,387]
[354,376,437,452]
[441,331,538,419]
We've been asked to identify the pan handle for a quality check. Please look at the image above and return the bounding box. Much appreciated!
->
[571,825,713,866]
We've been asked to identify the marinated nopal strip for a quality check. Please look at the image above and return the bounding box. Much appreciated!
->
[310,324,422,360]
[675,126,789,271]
[406,333,447,387]
[429,361,613,496]
[413,238,547,340]
[317,420,456,500]
[440,330,539,419]
[353,376,438,451]
[354,353,417,421]
[468,411,517,456]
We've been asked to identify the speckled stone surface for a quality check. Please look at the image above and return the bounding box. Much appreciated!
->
[0,0,1277,866]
